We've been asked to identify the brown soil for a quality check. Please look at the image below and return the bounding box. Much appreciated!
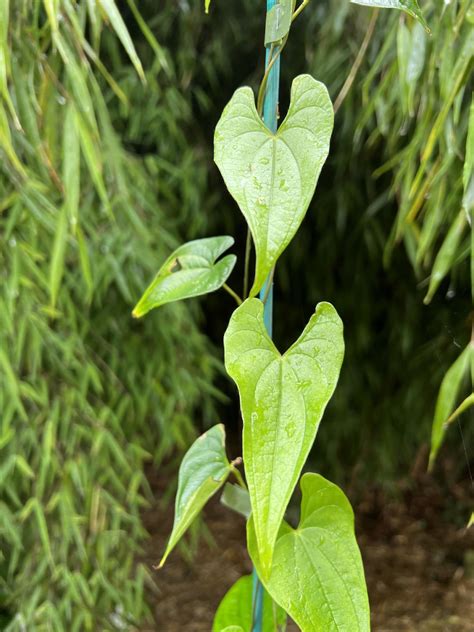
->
[141,470,474,632]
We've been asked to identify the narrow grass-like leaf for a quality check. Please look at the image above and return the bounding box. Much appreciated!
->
[429,344,473,468]
[98,0,145,81]
[159,424,231,567]
[62,103,80,230]
[133,236,236,317]
[224,299,344,575]
[424,210,467,304]
[444,393,474,427]
[49,206,68,309]
[212,574,285,632]
[215,74,333,296]
[462,96,473,206]
[248,473,370,632]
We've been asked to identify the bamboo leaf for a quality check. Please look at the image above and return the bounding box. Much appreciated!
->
[98,0,145,81]
[424,210,467,304]
[212,574,285,632]
[351,0,429,32]
[132,236,236,317]
[63,103,81,230]
[215,74,333,297]
[444,393,474,427]
[224,299,344,575]
[159,424,231,567]
[463,96,473,203]
[49,205,69,309]
[248,473,370,632]
[429,344,472,468]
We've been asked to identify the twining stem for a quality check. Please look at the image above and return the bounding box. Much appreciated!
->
[223,283,243,305]
[230,462,247,490]
[334,9,379,114]
[292,0,311,22]
[262,266,275,305]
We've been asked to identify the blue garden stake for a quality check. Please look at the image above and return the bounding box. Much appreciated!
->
[252,2,282,629]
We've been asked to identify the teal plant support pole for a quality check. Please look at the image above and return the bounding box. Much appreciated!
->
[252,1,281,630]
[259,0,281,337]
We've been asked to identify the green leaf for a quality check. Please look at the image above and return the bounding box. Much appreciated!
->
[213,574,286,632]
[49,205,68,309]
[159,424,231,567]
[444,393,474,427]
[429,344,473,468]
[424,210,467,304]
[98,0,145,81]
[351,0,429,32]
[132,236,236,317]
[224,298,344,574]
[215,74,333,297]
[248,473,370,632]
[62,103,81,230]
[205,0,212,13]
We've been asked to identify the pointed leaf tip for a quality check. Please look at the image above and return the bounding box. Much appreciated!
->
[159,424,231,567]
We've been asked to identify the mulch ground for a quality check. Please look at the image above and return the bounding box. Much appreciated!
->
[141,466,474,632]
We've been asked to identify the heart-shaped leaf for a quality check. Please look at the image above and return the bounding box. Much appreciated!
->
[159,424,231,567]
[132,236,236,317]
[224,298,344,575]
[248,473,370,632]
[213,574,286,632]
[214,75,333,297]
[351,0,429,32]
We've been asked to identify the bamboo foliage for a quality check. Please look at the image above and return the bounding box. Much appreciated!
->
[0,2,220,629]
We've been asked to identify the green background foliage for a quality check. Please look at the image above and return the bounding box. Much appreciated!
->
[1,0,472,629]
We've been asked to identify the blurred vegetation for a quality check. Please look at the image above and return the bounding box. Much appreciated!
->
[0,0,472,629]
[0,1,222,629]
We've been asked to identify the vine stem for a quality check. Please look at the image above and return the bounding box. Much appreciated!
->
[333,9,379,114]
[223,283,243,305]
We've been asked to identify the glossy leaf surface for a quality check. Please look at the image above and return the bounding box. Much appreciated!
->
[214,74,333,296]
[132,236,236,317]
[224,299,344,574]
[351,0,429,31]
[429,344,472,468]
[159,424,231,567]
[248,474,370,632]
[213,574,285,632]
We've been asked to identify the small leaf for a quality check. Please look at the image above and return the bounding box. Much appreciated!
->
[351,0,429,32]
[248,473,370,632]
[132,236,236,317]
[429,344,472,468]
[205,0,212,13]
[213,574,286,632]
[215,74,333,296]
[224,299,344,574]
[424,210,467,304]
[159,424,231,567]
